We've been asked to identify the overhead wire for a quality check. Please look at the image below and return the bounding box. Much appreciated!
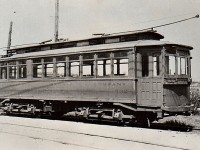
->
[0,13,199,50]
[103,14,199,36]
[92,12,199,34]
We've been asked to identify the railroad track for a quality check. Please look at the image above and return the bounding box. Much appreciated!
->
[0,119,192,150]
[0,111,197,132]
[0,130,102,150]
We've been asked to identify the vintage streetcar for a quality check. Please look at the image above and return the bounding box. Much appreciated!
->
[0,29,194,125]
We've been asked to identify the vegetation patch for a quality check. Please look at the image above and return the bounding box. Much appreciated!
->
[164,119,193,129]
[158,115,200,132]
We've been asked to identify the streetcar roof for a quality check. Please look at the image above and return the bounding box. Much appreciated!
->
[1,40,192,60]
[7,29,164,51]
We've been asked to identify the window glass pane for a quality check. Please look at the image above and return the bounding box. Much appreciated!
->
[114,59,128,76]
[142,55,149,77]
[70,62,79,77]
[165,56,176,75]
[9,66,17,79]
[178,57,187,75]
[69,55,79,60]
[178,58,180,75]
[57,63,66,77]
[0,63,6,79]
[98,53,110,59]
[19,66,27,78]
[166,49,176,54]
[97,61,104,76]
[33,58,41,63]
[153,56,160,76]
[0,62,7,66]
[33,65,42,78]
[97,60,111,76]
[83,61,93,76]
[19,60,26,65]
[83,54,94,60]
[114,51,128,57]
[45,64,53,77]
[106,61,111,75]
[8,61,16,65]
[187,58,190,75]
[44,57,53,63]
[56,56,66,62]
[0,68,7,79]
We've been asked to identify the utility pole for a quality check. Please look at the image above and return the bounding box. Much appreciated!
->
[7,21,13,50]
[54,0,59,42]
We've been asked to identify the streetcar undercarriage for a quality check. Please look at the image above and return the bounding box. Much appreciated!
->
[1,98,189,127]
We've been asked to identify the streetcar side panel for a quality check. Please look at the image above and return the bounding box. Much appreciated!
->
[0,79,136,103]
[162,47,192,112]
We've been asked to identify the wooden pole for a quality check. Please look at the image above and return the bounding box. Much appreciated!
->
[7,21,13,50]
[54,0,59,42]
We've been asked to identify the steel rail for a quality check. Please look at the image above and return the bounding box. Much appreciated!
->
[0,121,189,150]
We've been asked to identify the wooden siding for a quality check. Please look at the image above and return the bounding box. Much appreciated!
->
[137,78,162,106]
[163,85,189,106]
[0,78,136,103]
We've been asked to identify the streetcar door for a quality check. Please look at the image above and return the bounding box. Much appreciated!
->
[136,50,162,107]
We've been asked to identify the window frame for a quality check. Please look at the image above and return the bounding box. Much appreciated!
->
[165,49,190,77]
[0,50,131,80]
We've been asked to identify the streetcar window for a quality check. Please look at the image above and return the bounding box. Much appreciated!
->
[142,55,149,77]
[56,56,67,77]
[44,64,53,77]
[77,41,89,47]
[114,59,128,76]
[89,39,104,45]
[178,57,187,75]
[19,66,27,78]
[98,53,110,58]
[0,62,7,79]
[41,46,50,51]
[153,56,160,76]
[8,62,17,79]
[177,50,188,56]
[33,58,42,78]
[57,63,66,77]
[83,61,94,77]
[82,54,94,77]
[105,38,120,44]
[44,57,53,63]
[9,66,17,79]
[120,35,137,42]
[33,58,41,64]
[42,57,54,78]
[97,60,111,76]
[0,61,26,79]
[19,60,27,78]
[69,62,79,77]
[0,66,7,79]
[114,51,128,58]
[165,49,176,54]
[33,64,42,78]
[56,56,66,62]
[83,54,94,60]
[165,56,176,75]
[69,55,79,61]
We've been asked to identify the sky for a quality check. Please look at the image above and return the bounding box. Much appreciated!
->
[0,0,200,80]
